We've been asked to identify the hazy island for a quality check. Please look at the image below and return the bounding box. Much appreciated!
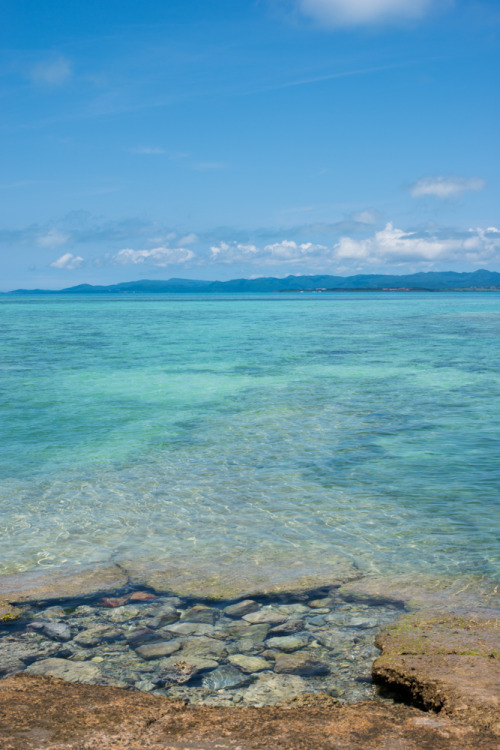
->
[7,268,500,295]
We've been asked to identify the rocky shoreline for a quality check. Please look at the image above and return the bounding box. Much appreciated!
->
[1,567,499,748]
[1,583,403,706]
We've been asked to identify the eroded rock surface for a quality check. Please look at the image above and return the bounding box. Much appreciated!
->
[372,611,500,735]
[0,673,498,750]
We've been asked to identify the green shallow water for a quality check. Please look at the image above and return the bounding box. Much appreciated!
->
[0,292,499,593]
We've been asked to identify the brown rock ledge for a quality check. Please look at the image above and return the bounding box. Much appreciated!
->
[372,611,500,735]
[0,673,498,750]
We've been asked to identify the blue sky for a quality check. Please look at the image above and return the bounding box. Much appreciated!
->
[1,0,499,289]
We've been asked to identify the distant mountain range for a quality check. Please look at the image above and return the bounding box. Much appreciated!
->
[9,269,500,294]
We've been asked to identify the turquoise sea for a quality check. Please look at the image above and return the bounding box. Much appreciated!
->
[0,292,499,601]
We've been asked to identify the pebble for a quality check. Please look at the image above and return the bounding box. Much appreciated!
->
[127,592,157,602]
[99,597,128,608]
[149,608,179,628]
[308,598,333,609]
[223,600,260,618]
[74,625,122,647]
[227,654,270,673]
[155,657,218,686]
[242,609,287,626]
[35,621,72,642]
[265,635,310,652]
[165,622,215,636]
[105,606,140,623]
[347,617,378,629]
[307,615,327,626]
[38,606,67,620]
[241,673,307,705]
[268,619,305,636]
[181,636,227,659]
[274,653,330,676]
[135,679,156,691]
[181,606,218,624]
[125,628,162,647]
[202,665,252,690]
[228,637,261,654]
[136,640,181,660]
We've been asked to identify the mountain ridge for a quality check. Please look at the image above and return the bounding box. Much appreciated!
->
[8,269,500,294]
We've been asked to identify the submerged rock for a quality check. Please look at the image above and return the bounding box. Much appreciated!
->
[165,621,215,636]
[308,598,333,609]
[125,628,162,647]
[241,672,308,704]
[180,636,227,659]
[224,600,260,618]
[265,635,310,652]
[105,605,140,623]
[180,605,219,624]
[26,658,101,684]
[227,654,270,673]
[268,619,305,636]
[127,591,157,602]
[274,654,330,676]
[149,607,179,628]
[243,609,287,626]
[202,665,252,690]
[136,640,181,660]
[74,625,122,647]
[156,657,218,686]
[30,621,72,643]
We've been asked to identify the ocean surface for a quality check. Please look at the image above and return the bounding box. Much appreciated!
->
[1,292,499,599]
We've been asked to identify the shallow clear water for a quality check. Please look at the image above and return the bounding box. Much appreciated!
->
[0,292,499,589]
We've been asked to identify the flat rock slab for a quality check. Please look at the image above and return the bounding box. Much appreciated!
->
[0,673,498,750]
[340,574,500,612]
[372,611,500,735]
[0,565,127,603]
[119,554,358,600]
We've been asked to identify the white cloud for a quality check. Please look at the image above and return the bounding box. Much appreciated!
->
[50,253,84,269]
[37,228,69,248]
[296,0,442,26]
[209,240,328,265]
[29,56,72,86]
[410,175,486,199]
[179,233,198,245]
[334,223,500,265]
[208,224,500,270]
[113,246,195,267]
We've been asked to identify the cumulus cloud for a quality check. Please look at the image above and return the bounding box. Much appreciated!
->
[113,246,195,267]
[334,223,500,264]
[29,56,72,86]
[208,224,500,270]
[50,253,84,269]
[37,228,69,248]
[295,0,442,26]
[410,175,486,199]
[209,240,328,265]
